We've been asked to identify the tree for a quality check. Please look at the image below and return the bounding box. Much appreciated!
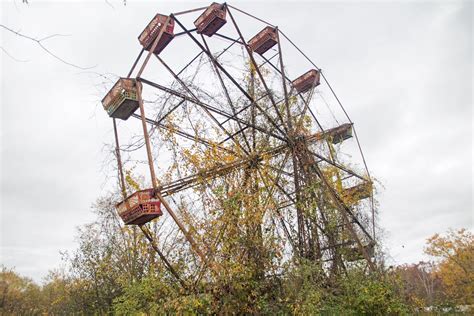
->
[425,228,474,305]
[0,266,43,315]
[394,262,443,308]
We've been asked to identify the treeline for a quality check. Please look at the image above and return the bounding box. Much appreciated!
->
[1,196,472,314]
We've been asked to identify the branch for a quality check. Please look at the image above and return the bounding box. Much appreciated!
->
[1,24,95,70]
[105,0,115,9]
[0,46,29,62]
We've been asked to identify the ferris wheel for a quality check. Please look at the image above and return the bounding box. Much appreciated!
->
[102,2,376,287]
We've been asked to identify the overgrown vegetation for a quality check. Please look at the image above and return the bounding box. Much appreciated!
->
[1,200,472,315]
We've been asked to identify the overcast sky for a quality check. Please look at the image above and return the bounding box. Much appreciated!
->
[1,0,472,282]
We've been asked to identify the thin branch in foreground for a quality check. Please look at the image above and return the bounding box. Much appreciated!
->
[0,24,96,70]
[105,0,115,9]
[0,46,29,62]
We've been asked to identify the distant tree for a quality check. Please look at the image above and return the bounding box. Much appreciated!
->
[425,228,474,305]
[0,266,43,315]
[394,261,443,308]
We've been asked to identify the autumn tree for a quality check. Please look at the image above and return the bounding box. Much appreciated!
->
[425,228,474,305]
[0,266,43,315]
[394,261,443,308]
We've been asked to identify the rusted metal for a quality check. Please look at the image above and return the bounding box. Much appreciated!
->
[200,35,252,151]
[307,148,367,181]
[113,118,127,199]
[292,69,320,94]
[248,26,278,55]
[136,15,172,81]
[275,28,292,133]
[152,124,363,198]
[138,77,287,142]
[102,78,141,120]
[135,80,210,264]
[226,8,289,137]
[258,151,296,251]
[172,5,208,16]
[218,126,249,145]
[213,33,244,45]
[130,113,235,155]
[293,144,376,270]
[127,48,145,78]
[136,86,209,263]
[171,15,289,139]
[226,4,275,27]
[136,83,159,191]
[155,54,250,155]
[139,225,189,290]
[327,123,353,144]
[194,2,227,37]
[155,189,208,264]
[310,162,376,270]
[296,123,353,146]
[174,29,197,37]
[138,14,174,54]
[116,188,162,225]
[103,3,378,276]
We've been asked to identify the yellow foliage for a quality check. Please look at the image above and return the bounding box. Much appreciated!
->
[125,170,141,191]
[425,228,474,304]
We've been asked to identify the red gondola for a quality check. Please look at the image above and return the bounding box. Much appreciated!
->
[194,3,227,37]
[248,26,278,55]
[138,14,175,55]
[116,189,162,225]
[292,69,320,93]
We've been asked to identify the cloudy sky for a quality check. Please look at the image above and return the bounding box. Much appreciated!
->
[1,0,472,282]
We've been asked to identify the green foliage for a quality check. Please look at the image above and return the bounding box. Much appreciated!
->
[326,270,409,315]
[276,261,409,315]
[281,260,326,315]
[113,275,172,314]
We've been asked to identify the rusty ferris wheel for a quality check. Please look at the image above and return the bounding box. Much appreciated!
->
[102,2,377,287]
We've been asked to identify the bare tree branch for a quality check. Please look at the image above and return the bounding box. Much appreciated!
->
[105,0,115,9]
[0,46,29,62]
[1,24,95,70]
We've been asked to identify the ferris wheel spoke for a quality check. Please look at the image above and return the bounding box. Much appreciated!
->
[255,155,297,251]
[126,47,145,78]
[130,114,235,155]
[153,99,186,126]
[218,125,250,145]
[212,32,245,45]
[258,149,292,207]
[172,14,290,140]
[306,148,367,182]
[138,77,287,143]
[155,54,251,156]
[201,34,253,152]
[160,143,293,198]
[249,32,322,139]
[139,224,189,290]
[256,49,317,135]
[226,8,290,137]
[226,4,275,27]
[275,29,294,134]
